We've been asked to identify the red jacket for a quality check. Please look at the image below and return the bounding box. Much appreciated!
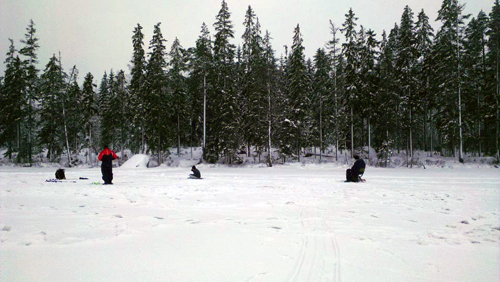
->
[98,148,118,161]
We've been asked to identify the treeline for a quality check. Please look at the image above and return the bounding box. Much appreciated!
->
[1,0,499,166]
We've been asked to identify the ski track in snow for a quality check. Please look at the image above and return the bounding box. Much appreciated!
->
[286,204,341,282]
[0,165,499,281]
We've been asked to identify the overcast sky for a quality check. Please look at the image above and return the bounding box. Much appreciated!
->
[0,0,494,83]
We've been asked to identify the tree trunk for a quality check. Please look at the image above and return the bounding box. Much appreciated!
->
[267,80,272,167]
[409,107,413,160]
[457,17,464,162]
[203,74,207,155]
[496,56,500,160]
[350,107,354,157]
[61,64,75,167]
[89,124,93,167]
[177,111,181,156]
[319,97,323,162]
[368,115,371,160]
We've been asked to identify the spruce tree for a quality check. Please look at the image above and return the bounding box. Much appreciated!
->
[81,73,97,165]
[341,8,359,156]
[487,0,500,159]
[168,37,188,156]
[241,6,267,158]
[326,20,344,161]
[114,70,128,160]
[39,54,65,161]
[263,30,277,165]
[145,22,169,162]
[212,0,238,163]
[433,0,470,159]
[98,71,113,146]
[397,5,418,160]
[415,9,435,153]
[65,68,82,159]
[359,28,379,158]
[240,5,257,155]
[376,26,400,156]
[275,48,294,161]
[287,24,310,161]
[463,12,488,155]
[186,23,213,155]
[19,20,40,164]
[0,40,25,160]
[129,24,147,153]
[312,48,331,160]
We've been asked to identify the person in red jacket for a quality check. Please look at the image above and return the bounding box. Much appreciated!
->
[98,145,118,185]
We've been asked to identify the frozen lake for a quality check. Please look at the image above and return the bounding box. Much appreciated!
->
[1,164,499,281]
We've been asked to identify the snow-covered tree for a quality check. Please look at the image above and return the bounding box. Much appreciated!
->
[39,54,65,160]
[129,24,147,153]
[415,9,435,153]
[144,22,169,162]
[186,22,213,154]
[81,72,97,165]
[341,8,359,156]
[433,0,470,159]
[312,48,331,160]
[168,37,188,156]
[211,0,239,163]
[396,5,418,160]
[0,40,25,160]
[19,20,40,164]
[487,0,500,159]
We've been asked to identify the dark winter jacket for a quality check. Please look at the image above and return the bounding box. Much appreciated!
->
[351,158,366,176]
[191,166,201,178]
[98,148,118,167]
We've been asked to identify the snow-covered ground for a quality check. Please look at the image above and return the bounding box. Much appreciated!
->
[1,160,499,281]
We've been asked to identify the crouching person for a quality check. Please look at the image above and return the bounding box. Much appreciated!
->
[190,165,201,179]
[346,155,366,182]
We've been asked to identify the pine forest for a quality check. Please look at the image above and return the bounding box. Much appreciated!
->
[1,0,499,166]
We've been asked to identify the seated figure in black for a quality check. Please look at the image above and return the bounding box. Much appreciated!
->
[190,165,201,179]
[346,154,366,182]
[55,168,66,180]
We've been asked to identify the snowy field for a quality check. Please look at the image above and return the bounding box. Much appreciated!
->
[1,161,499,281]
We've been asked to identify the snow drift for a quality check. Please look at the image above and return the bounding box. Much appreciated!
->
[120,154,149,168]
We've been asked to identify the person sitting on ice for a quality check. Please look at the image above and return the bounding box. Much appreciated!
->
[55,168,66,180]
[345,154,366,182]
[190,165,201,179]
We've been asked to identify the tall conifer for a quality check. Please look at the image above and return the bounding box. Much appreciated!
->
[341,8,359,156]
[212,0,238,163]
[487,0,500,158]
[145,22,169,161]
[19,20,40,164]
[129,24,147,153]
[0,40,25,159]
[81,73,97,165]
[39,54,64,160]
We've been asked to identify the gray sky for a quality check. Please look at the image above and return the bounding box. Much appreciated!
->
[0,0,494,83]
